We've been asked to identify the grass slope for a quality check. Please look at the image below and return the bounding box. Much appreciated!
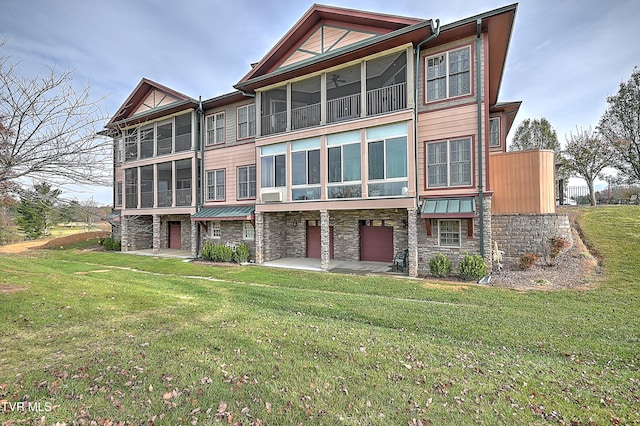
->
[0,207,638,424]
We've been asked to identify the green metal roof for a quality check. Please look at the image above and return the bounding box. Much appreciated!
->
[192,206,255,220]
[420,198,476,218]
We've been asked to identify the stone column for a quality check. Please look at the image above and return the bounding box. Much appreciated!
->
[121,216,129,252]
[190,220,198,258]
[407,207,418,277]
[320,210,330,271]
[255,211,264,264]
[152,215,160,254]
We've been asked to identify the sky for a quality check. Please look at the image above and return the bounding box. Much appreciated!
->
[2,0,639,204]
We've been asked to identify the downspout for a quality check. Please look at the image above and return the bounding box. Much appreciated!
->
[476,18,485,258]
[414,19,440,208]
[196,96,204,256]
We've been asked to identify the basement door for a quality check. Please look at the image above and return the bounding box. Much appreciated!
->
[306,222,334,259]
[168,221,182,249]
[359,220,393,262]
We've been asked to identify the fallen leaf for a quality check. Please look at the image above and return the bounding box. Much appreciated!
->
[217,401,227,413]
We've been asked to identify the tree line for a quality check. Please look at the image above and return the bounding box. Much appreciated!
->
[509,67,640,206]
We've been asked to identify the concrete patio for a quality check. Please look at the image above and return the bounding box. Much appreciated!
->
[261,257,408,276]
[123,249,193,259]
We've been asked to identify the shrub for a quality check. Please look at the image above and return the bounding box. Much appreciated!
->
[101,237,121,251]
[234,243,251,263]
[201,241,234,262]
[519,253,538,269]
[428,253,452,277]
[459,253,488,281]
[544,236,570,266]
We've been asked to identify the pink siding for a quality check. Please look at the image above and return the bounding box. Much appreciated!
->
[322,27,346,50]
[299,28,323,53]
[134,90,178,115]
[332,31,374,50]
[417,103,488,197]
[282,51,315,67]
[203,143,255,206]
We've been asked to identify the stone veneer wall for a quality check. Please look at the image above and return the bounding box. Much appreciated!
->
[262,212,287,262]
[121,215,153,251]
[491,213,572,258]
[159,215,193,252]
[417,196,492,277]
[260,209,409,262]
[197,220,256,260]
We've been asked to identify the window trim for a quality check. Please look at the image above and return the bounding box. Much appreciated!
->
[425,137,474,189]
[237,104,256,140]
[489,117,501,147]
[243,221,255,240]
[206,112,225,146]
[438,219,461,247]
[237,165,257,200]
[206,169,226,202]
[210,221,221,239]
[424,45,473,103]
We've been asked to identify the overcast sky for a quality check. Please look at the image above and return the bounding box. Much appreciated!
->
[2,0,639,204]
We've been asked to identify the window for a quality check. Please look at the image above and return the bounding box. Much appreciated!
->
[237,165,256,199]
[124,168,137,208]
[210,221,221,239]
[291,149,320,200]
[261,154,286,188]
[368,137,407,181]
[243,221,255,240]
[439,219,461,247]
[116,139,124,163]
[426,46,471,102]
[427,138,472,187]
[115,182,122,207]
[140,165,154,208]
[328,143,361,198]
[124,128,137,161]
[206,112,225,145]
[175,113,192,152]
[489,117,500,147]
[157,121,173,155]
[206,169,225,201]
[238,104,256,139]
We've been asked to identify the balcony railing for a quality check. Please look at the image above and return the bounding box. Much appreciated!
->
[327,94,361,124]
[140,191,154,208]
[366,82,406,116]
[157,190,172,207]
[176,188,192,206]
[261,111,287,136]
[291,103,320,130]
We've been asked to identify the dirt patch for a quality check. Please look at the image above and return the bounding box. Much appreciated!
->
[489,225,601,291]
[38,231,109,249]
[0,283,27,293]
[0,231,109,254]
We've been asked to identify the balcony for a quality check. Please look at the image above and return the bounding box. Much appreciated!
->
[176,188,192,206]
[366,82,406,116]
[292,103,321,130]
[158,190,172,207]
[327,94,360,124]
[261,111,287,136]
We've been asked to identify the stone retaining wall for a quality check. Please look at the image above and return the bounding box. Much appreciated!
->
[491,213,572,258]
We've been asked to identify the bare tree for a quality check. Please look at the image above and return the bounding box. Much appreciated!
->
[561,127,615,206]
[0,40,111,188]
[599,67,640,183]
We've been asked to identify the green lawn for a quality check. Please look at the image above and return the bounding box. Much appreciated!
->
[0,207,638,424]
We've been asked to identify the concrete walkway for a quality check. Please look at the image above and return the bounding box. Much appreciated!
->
[261,257,407,276]
[123,249,193,259]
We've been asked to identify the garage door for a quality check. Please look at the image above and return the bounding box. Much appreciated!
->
[360,223,393,262]
[306,225,334,259]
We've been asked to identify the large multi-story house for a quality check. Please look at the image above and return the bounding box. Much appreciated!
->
[105,3,571,278]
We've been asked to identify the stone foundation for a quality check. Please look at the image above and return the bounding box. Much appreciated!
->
[197,220,256,260]
[417,196,492,276]
[491,213,572,258]
[259,208,410,263]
